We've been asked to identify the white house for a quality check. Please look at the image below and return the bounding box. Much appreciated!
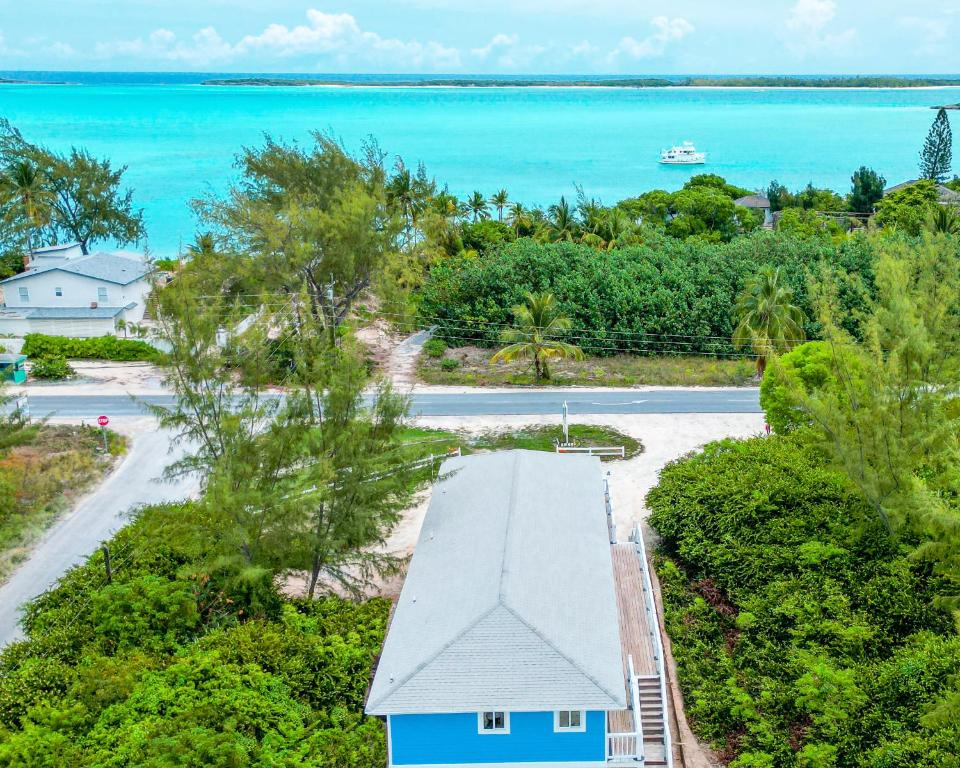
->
[0,244,154,338]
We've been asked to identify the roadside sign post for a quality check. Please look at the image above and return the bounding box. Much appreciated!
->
[562,401,569,445]
[97,415,109,453]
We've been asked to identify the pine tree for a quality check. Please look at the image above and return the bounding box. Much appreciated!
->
[919,108,953,183]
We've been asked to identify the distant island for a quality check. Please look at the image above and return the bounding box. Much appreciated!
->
[0,75,68,85]
[933,104,960,109]
[202,75,960,89]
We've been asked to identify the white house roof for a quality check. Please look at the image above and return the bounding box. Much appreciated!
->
[1,252,153,286]
[366,450,626,715]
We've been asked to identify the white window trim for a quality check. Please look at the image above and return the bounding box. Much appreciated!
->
[18,287,29,301]
[55,287,63,297]
[554,710,587,733]
[477,711,510,734]
[98,287,109,302]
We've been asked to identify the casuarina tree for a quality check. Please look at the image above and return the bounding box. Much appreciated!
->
[920,108,953,183]
[849,166,886,214]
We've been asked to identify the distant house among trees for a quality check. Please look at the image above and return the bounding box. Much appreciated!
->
[883,180,960,205]
[733,194,773,228]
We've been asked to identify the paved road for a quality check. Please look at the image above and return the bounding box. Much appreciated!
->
[0,429,200,646]
[24,389,761,418]
[1,387,759,645]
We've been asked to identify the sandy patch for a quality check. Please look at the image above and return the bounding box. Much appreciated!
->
[17,361,167,396]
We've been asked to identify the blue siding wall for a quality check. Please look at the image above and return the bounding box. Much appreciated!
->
[390,710,606,765]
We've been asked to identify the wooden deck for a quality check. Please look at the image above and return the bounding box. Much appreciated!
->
[608,542,659,735]
[612,542,657,676]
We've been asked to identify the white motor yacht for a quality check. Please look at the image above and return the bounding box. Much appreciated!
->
[660,141,706,164]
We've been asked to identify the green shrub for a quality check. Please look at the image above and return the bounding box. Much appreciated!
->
[28,356,75,380]
[0,502,392,767]
[419,231,877,356]
[440,357,459,371]
[648,434,957,766]
[21,334,160,362]
[422,338,447,358]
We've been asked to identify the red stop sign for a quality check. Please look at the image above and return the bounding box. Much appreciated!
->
[97,415,109,427]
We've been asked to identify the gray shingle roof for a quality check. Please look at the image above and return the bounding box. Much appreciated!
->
[884,180,960,202]
[366,450,626,715]
[1,252,153,286]
[734,194,772,209]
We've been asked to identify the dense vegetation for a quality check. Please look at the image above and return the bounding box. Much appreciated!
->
[420,231,874,355]
[653,237,960,766]
[0,502,390,767]
[649,435,959,767]
[21,334,160,362]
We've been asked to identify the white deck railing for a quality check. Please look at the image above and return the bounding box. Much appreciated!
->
[607,732,641,762]
[603,475,616,544]
[556,444,626,458]
[631,524,674,768]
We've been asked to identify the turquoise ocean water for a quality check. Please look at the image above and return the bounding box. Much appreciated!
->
[1,76,958,255]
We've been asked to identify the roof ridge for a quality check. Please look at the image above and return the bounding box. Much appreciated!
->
[500,603,624,708]
[497,450,523,603]
[366,600,502,712]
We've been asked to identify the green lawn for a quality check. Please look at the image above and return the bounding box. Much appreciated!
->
[418,345,757,387]
[399,424,642,461]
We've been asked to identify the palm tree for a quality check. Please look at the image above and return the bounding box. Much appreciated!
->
[546,196,579,242]
[491,291,584,381]
[0,160,50,255]
[466,191,489,223]
[732,265,806,377]
[508,202,530,236]
[926,204,960,234]
[188,232,217,257]
[386,165,417,243]
[489,189,510,222]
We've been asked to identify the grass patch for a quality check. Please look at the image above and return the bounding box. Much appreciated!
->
[418,345,757,387]
[399,423,642,461]
[0,425,127,583]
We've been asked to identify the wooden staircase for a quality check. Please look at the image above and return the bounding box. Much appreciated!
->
[636,675,668,765]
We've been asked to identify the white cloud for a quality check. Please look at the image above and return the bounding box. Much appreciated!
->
[94,26,233,65]
[84,9,460,70]
[235,9,461,70]
[784,0,857,56]
[46,41,76,58]
[609,16,694,61]
[471,33,518,59]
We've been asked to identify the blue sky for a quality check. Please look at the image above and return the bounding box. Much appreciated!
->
[1,0,958,74]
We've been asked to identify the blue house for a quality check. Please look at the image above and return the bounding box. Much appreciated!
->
[367,450,667,768]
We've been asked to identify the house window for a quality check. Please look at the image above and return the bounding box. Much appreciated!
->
[98,287,108,304]
[478,711,509,734]
[55,287,63,297]
[18,287,29,302]
[554,710,586,733]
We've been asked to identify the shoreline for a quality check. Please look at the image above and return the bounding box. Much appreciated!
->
[8,82,955,92]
